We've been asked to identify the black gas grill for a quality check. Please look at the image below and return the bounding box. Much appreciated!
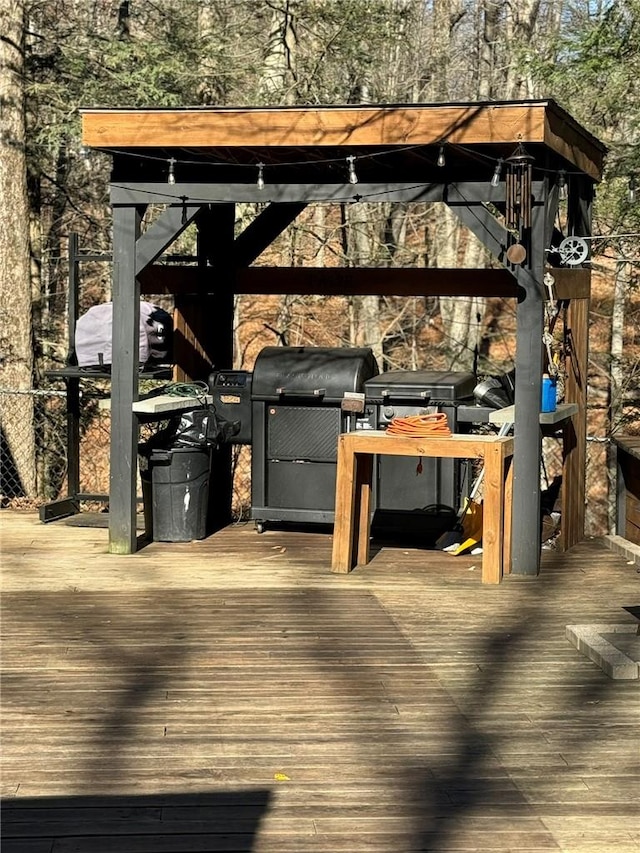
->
[250,346,379,530]
[364,370,476,540]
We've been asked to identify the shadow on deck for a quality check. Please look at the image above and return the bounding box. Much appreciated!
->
[1,512,639,852]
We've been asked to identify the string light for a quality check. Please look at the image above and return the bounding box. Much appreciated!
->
[491,158,504,187]
[167,157,176,185]
[101,141,590,185]
[107,141,619,217]
[346,155,358,185]
[557,170,567,200]
[629,176,637,204]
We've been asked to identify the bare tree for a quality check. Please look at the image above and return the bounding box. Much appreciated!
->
[0,0,36,499]
[505,0,541,97]
[424,0,482,369]
[478,0,501,99]
[259,0,299,104]
[607,255,634,532]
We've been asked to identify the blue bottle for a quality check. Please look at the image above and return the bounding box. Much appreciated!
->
[541,374,557,413]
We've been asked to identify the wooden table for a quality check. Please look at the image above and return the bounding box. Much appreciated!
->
[331,431,514,584]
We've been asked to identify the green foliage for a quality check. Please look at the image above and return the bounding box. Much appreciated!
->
[530,4,638,155]
[291,0,415,102]
[528,1,640,234]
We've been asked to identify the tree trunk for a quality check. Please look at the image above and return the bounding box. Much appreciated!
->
[425,0,484,371]
[197,2,216,105]
[607,259,628,532]
[0,0,37,499]
[346,202,383,365]
[259,0,298,105]
[478,0,501,98]
[430,0,465,100]
[505,0,540,97]
[435,205,462,366]
[442,237,488,372]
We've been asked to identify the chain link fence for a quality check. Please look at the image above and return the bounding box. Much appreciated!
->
[1,386,252,519]
[0,384,614,536]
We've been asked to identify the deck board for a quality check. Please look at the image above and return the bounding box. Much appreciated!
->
[1,511,639,852]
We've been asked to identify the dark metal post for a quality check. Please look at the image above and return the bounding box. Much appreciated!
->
[510,194,547,575]
[198,204,235,532]
[108,204,141,554]
[67,232,81,497]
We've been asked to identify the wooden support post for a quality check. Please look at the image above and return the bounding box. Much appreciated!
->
[561,296,589,549]
[108,205,141,554]
[172,289,219,382]
[559,176,592,550]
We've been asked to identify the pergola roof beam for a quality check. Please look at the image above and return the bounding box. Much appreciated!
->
[82,100,605,180]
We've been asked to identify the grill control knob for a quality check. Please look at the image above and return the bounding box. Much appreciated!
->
[383,406,395,420]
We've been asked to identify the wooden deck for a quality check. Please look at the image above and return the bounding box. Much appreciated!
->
[1,511,639,852]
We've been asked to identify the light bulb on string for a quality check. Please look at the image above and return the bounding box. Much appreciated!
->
[437,145,446,167]
[629,176,637,204]
[557,170,567,201]
[256,162,265,191]
[347,155,358,185]
[491,158,503,187]
[167,157,176,186]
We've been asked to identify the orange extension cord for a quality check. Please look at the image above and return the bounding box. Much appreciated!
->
[386,411,452,437]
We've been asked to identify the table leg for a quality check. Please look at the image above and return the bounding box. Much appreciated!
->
[481,442,505,584]
[355,452,373,567]
[503,454,514,575]
[332,436,358,573]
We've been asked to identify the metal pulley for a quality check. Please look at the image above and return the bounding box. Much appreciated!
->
[558,236,589,266]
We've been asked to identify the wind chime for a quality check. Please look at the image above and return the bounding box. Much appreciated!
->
[504,143,534,265]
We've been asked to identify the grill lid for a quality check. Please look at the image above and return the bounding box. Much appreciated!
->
[364,370,476,403]
[252,346,379,402]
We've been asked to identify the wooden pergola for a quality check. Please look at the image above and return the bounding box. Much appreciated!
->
[80,99,605,575]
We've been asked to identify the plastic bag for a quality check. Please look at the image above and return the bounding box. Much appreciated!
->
[147,406,239,451]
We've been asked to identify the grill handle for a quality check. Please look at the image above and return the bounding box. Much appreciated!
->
[275,387,326,398]
[379,389,431,400]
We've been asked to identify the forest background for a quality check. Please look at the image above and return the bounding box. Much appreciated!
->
[0,0,639,535]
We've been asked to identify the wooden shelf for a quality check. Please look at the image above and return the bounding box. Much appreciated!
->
[99,393,212,415]
[488,403,579,425]
[132,393,212,415]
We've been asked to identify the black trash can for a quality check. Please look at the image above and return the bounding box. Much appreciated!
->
[139,445,212,542]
